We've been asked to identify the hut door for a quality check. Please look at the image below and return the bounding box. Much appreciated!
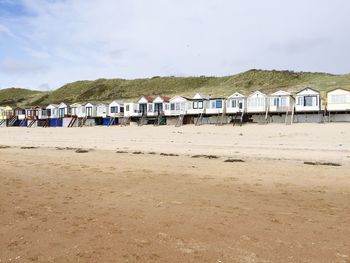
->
[59,108,65,117]
[140,103,147,115]
[86,107,92,117]
[155,103,163,114]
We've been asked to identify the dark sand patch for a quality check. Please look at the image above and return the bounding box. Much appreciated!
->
[304,161,341,167]
[75,149,90,153]
[20,146,38,149]
[160,153,179,157]
[192,155,219,159]
[224,158,245,163]
[56,147,79,151]
[0,145,11,149]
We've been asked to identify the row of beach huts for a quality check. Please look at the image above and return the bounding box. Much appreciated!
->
[0,87,350,128]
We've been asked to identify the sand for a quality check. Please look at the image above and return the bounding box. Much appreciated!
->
[0,123,349,262]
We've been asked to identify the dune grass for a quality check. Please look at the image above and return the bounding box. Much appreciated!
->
[1,69,350,106]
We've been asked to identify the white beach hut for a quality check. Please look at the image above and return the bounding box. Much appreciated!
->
[206,98,225,115]
[247,91,268,113]
[269,90,295,113]
[149,96,170,117]
[96,103,109,118]
[327,88,350,112]
[38,107,49,120]
[124,103,140,117]
[137,96,154,116]
[165,96,192,116]
[58,102,70,118]
[226,92,246,114]
[187,93,210,115]
[295,87,321,112]
[70,103,85,118]
[46,104,59,118]
[14,107,26,121]
[85,103,98,118]
[108,101,124,117]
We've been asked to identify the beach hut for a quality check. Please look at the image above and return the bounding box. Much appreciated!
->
[269,90,295,113]
[0,107,6,127]
[35,107,50,127]
[2,106,14,126]
[70,103,85,118]
[226,92,246,114]
[124,103,140,117]
[95,103,109,118]
[46,104,62,127]
[58,102,70,118]
[46,104,59,118]
[138,96,154,116]
[14,107,26,119]
[25,107,39,119]
[25,106,41,128]
[4,106,13,119]
[13,107,26,126]
[295,88,321,112]
[187,93,210,115]
[247,91,268,113]
[206,97,225,115]
[149,96,170,117]
[84,103,98,118]
[165,96,191,116]
[163,96,192,126]
[327,89,350,112]
[108,101,124,117]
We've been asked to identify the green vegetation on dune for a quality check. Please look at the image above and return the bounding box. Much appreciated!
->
[0,88,48,107]
[1,70,350,106]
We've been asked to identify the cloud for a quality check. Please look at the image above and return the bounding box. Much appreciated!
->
[0,0,350,90]
[269,38,331,55]
[0,24,12,36]
[0,58,49,75]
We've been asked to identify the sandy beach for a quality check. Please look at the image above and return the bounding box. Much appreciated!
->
[0,123,350,262]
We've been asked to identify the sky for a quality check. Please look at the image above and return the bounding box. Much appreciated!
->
[0,0,350,90]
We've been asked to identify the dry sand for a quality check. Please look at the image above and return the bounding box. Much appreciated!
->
[0,123,349,262]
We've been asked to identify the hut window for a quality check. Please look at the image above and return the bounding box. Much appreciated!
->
[273,98,278,106]
[111,106,118,113]
[330,95,347,104]
[126,105,130,111]
[175,103,180,111]
[148,104,153,112]
[211,101,216,108]
[170,103,175,110]
[304,96,314,106]
[193,101,198,109]
[232,100,237,108]
[297,97,303,106]
[198,101,203,109]
[281,97,287,107]
[216,100,222,108]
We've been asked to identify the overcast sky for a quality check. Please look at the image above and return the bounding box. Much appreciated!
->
[0,0,349,90]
